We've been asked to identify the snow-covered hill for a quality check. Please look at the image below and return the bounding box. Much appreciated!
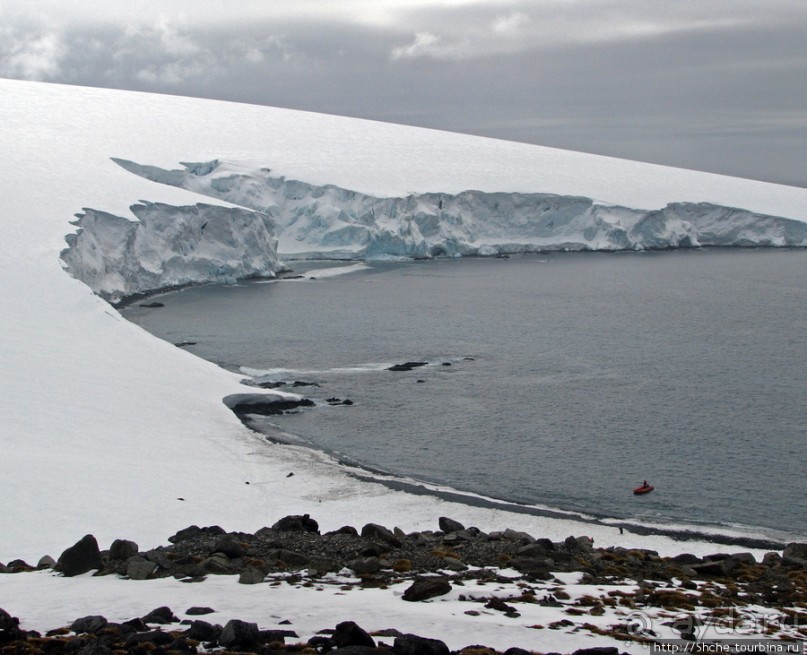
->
[0,79,805,645]
[52,94,806,301]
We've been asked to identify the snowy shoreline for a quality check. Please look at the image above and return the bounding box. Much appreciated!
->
[116,254,806,550]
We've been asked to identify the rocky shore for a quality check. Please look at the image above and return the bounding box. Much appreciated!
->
[2,515,806,654]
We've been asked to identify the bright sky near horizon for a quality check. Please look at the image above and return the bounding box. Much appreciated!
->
[1,0,805,187]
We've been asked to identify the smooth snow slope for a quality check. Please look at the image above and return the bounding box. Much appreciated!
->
[0,78,804,568]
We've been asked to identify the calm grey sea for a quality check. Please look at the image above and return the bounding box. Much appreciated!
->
[123,250,807,541]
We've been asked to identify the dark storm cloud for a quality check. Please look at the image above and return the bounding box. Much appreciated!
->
[1,1,805,186]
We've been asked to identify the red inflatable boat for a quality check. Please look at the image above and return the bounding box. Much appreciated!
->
[633,484,654,495]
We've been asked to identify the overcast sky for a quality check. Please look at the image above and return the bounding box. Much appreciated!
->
[2,0,805,187]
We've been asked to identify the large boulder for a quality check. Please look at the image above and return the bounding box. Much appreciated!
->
[109,539,139,561]
[168,525,225,544]
[211,535,245,559]
[333,621,376,648]
[141,606,178,625]
[70,615,108,634]
[393,633,450,655]
[125,556,156,581]
[58,535,102,577]
[186,620,220,642]
[219,620,260,648]
[783,542,807,566]
[438,517,465,533]
[402,578,452,602]
[361,523,402,547]
[271,514,320,533]
[0,609,24,644]
[238,567,265,585]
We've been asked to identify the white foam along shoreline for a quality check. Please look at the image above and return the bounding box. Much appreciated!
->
[2,79,805,569]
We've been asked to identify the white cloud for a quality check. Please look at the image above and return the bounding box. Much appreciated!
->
[491,11,529,35]
[0,28,65,80]
[391,31,472,61]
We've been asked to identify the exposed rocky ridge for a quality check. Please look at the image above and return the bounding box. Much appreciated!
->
[2,519,806,654]
[4,517,806,604]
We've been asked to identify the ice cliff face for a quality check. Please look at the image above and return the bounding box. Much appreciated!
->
[113,158,807,259]
[61,157,806,302]
[62,201,283,303]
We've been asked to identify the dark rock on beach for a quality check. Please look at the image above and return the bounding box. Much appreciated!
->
[70,615,108,634]
[109,539,138,561]
[438,517,465,534]
[402,577,452,602]
[273,514,320,533]
[219,619,260,648]
[333,620,376,648]
[394,633,450,655]
[0,608,25,644]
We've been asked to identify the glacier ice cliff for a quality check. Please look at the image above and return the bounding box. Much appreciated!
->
[62,157,806,302]
[62,201,283,303]
[114,158,807,259]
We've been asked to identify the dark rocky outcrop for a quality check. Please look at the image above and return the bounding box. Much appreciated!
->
[231,398,316,417]
[387,361,428,372]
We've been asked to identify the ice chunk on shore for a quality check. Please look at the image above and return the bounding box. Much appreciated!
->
[62,201,284,303]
